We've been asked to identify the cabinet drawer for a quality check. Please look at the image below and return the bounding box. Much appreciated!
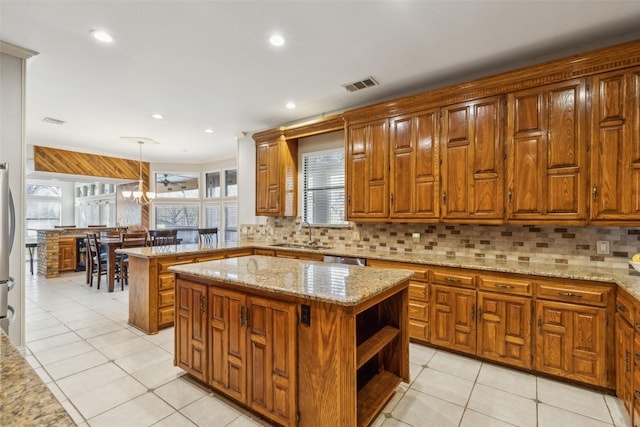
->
[158,257,196,273]
[535,281,612,307]
[431,269,475,288]
[409,319,429,342]
[158,306,174,327]
[478,275,533,296]
[617,288,636,326]
[367,259,429,280]
[196,253,225,262]
[159,273,175,291]
[409,300,428,321]
[409,281,428,301]
[158,289,174,307]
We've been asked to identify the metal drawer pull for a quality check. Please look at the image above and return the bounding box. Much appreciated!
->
[240,306,245,327]
[636,322,640,329]
[636,353,640,362]
[617,304,627,312]
[636,390,640,400]
[494,283,514,289]
[558,292,582,298]
[445,277,461,283]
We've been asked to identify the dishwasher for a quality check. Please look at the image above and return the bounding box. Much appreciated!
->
[323,255,366,266]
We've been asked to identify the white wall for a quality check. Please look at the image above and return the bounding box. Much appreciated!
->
[0,42,37,347]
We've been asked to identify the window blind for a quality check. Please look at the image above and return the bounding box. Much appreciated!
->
[302,150,346,225]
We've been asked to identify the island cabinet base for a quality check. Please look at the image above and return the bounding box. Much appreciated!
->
[174,273,409,427]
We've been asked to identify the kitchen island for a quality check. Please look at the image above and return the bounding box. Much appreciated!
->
[169,255,412,427]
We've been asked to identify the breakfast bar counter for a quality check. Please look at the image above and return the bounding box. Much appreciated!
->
[169,255,412,427]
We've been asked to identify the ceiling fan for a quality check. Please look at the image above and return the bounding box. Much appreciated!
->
[159,174,170,187]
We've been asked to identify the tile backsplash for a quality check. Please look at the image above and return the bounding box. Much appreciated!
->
[241,218,640,270]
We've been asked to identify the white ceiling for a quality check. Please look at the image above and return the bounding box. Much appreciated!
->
[2,1,640,165]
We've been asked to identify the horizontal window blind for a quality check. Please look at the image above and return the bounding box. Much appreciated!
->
[303,150,346,225]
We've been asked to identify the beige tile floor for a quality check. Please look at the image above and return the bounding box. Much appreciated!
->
[22,267,632,427]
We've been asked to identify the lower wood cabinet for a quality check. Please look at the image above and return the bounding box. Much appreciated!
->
[477,291,531,369]
[58,237,76,272]
[617,312,634,418]
[177,278,297,427]
[430,284,476,354]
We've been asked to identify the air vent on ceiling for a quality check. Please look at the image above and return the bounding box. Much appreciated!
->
[342,76,379,92]
[42,117,66,125]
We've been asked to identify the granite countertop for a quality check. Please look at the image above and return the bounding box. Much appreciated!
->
[121,240,640,301]
[169,255,413,306]
[118,241,243,258]
[0,332,75,426]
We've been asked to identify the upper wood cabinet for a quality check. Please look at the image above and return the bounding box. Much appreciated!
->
[590,67,640,223]
[506,79,587,223]
[346,118,389,219]
[441,96,504,222]
[389,109,440,220]
[255,135,297,217]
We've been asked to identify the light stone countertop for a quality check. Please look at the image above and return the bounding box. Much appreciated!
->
[169,255,413,306]
[121,241,640,301]
[0,332,75,426]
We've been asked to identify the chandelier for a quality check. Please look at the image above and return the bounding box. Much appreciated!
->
[121,141,156,205]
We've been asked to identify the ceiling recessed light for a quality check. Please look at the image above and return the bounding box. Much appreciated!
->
[269,34,285,46]
[286,102,296,109]
[151,114,164,120]
[204,128,214,133]
[91,30,113,43]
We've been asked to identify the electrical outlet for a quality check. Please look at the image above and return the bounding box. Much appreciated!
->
[412,232,421,242]
[352,231,361,241]
[596,240,610,255]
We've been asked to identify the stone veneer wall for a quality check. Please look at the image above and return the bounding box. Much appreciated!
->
[240,218,640,270]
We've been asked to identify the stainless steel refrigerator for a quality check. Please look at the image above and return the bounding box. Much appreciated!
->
[0,163,16,335]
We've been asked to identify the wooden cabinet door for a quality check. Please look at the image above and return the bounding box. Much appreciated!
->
[430,284,476,354]
[389,110,440,220]
[58,238,76,271]
[256,141,280,215]
[477,292,531,369]
[175,279,208,382]
[247,296,297,427]
[616,314,634,419]
[507,79,587,222]
[591,67,640,222]
[441,96,504,222]
[347,119,389,219]
[534,300,606,386]
[209,287,247,403]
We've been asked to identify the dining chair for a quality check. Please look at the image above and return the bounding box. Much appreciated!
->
[198,228,218,246]
[149,229,178,246]
[119,231,148,286]
[87,233,107,289]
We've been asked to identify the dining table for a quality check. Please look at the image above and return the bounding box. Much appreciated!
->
[98,237,125,292]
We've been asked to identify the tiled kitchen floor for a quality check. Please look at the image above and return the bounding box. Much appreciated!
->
[22,267,631,427]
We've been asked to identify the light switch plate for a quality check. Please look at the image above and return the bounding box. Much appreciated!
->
[412,232,421,242]
[596,240,610,255]
[352,231,361,241]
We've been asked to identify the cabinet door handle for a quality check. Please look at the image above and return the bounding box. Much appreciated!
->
[348,195,351,206]
[471,304,475,320]
[636,353,640,362]
[635,390,640,400]
[200,295,205,314]
[538,318,542,332]
[592,184,598,201]
[494,283,514,289]
[445,277,460,283]
[617,304,626,312]
[635,322,640,329]
[239,306,245,327]
[558,292,582,298]
[442,192,447,205]
[508,188,512,204]
[245,308,250,328]
[390,193,394,205]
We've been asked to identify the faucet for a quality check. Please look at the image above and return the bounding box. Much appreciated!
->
[299,221,313,246]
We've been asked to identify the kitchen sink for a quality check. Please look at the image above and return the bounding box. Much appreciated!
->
[270,243,330,250]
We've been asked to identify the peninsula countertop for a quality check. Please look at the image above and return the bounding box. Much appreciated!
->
[169,255,413,306]
[0,332,75,426]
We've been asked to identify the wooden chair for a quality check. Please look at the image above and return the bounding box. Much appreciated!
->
[87,233,107,289]
[149,229,178,246]
[198,228,218,246]
[119,231,147,286]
